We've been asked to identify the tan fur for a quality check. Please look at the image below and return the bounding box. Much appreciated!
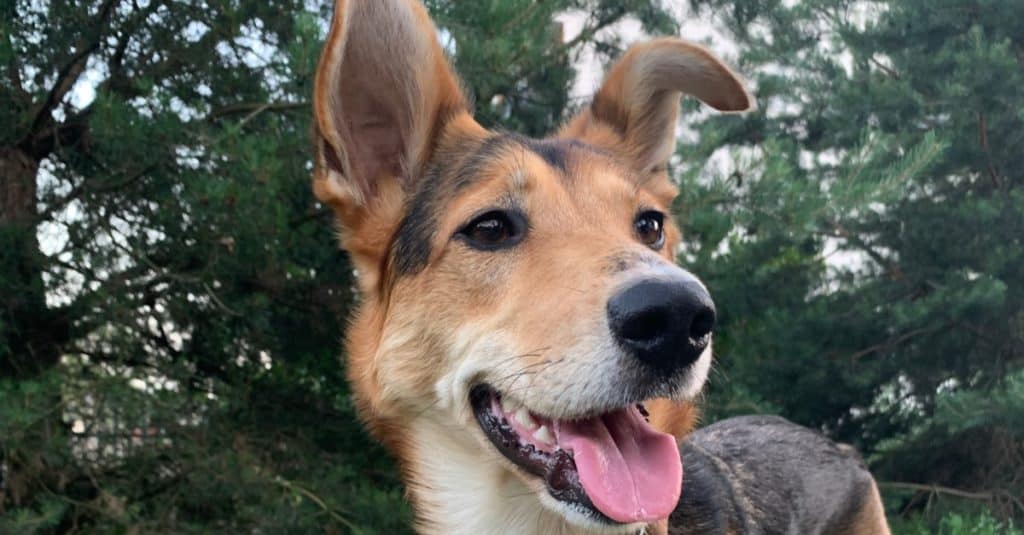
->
[311,1,758,533]
[851,481,891,535]
[647,399,700,440]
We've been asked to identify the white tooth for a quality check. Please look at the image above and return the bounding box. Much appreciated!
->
[532,425,554,445]
[501,397,515,414]
[515,408,536,429]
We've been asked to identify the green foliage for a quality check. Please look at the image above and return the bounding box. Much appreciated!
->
[893,511,1022,535]
[682,0,1024,525]
[933,370,1024,437]
[0,0,672,531]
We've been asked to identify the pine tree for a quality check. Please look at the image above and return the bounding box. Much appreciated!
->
[679,0,1024,524]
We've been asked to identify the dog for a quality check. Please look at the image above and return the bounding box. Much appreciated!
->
[310,1,890,533]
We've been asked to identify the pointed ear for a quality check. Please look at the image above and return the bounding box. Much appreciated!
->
[559,38,754,174]
[312,0,468,214]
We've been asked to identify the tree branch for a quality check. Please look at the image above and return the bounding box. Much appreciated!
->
[869,56,899,80]
[21,0,121,154]
[826,220,903,279]
[560,10,623,54]
[271,476,359,531]
[110,0,155,76]
[977,112,1002,188]
[846,324,946,361]
[37,160,159,223]
[206,101,309,121]
[28,110,91,161]
[879,481,993,500]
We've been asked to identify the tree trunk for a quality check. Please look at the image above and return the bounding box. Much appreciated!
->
[0,145,63,378]
[0,146,79,519]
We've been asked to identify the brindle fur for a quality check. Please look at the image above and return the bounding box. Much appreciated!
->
[668,416,889,535]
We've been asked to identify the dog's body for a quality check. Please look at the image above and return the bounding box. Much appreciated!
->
[309,1,890,534]
[670,416,889,535]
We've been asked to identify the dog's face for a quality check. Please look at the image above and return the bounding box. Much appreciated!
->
[312,1,752,532]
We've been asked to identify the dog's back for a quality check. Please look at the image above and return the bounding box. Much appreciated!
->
[670,416,889,535]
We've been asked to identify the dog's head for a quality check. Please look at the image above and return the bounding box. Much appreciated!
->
[312,0,752,531]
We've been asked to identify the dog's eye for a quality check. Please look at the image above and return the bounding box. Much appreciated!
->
[635,211,665,249]
[458,210,525,250]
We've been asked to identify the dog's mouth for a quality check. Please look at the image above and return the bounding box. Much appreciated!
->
[469,384,682,524]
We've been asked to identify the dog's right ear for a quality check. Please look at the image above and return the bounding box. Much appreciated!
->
[312,0,469,281]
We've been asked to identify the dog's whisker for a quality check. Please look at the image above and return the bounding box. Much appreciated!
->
[495,357,567,398]
[492,355,561,383]
[490,347,551,368]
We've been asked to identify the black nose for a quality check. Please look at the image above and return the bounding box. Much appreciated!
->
[607,278,716,373]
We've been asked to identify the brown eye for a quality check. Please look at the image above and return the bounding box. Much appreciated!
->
[458,210,525,251]
[635,211,665,249]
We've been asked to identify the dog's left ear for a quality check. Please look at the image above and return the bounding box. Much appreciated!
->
[560,38,754,175]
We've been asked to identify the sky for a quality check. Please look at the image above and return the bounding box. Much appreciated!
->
[557,5,740,102]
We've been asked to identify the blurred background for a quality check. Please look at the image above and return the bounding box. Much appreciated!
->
[1,0,1022,533]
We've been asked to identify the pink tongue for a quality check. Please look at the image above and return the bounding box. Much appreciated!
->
[556,408,682,523]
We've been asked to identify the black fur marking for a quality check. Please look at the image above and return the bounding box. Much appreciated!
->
[392,192,435,275]
[521,137,571,170]
[452,134,518,192]
[517,135,608,173]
